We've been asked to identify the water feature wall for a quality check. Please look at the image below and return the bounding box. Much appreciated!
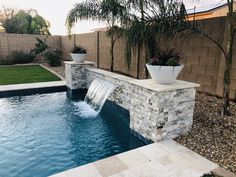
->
[84,78,118,111]
[65,61,200,142]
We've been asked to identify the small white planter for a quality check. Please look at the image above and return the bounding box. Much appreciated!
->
[70,53,86,63]
[146,64,184,84]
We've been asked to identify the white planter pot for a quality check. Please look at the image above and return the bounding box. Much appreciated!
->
[70,53,86,63]
[146,64,184,84]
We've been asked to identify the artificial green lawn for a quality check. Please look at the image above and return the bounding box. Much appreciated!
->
[0,65,61,85]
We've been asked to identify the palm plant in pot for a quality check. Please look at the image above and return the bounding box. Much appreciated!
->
[70,46,87,63]
[146,47,184,84]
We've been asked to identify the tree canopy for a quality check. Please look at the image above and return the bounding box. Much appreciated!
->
[66,0,188,74]
[0,7,51,35]
[66,0,128,71]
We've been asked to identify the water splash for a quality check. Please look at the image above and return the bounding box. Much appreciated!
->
[85,78,118,112]
[73,102,98,118]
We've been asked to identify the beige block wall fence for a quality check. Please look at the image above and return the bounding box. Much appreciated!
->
[0,16,235,99]
[0,33,61,58]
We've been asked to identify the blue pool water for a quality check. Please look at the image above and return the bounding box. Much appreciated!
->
[0,92,145,177]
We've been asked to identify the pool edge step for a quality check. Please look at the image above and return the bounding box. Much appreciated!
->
[0,81,67,98]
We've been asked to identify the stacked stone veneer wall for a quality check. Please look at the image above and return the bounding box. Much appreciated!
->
[65,61,95,89]
[65,62,199,142]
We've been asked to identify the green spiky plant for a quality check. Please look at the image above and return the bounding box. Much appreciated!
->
[148,47,182,66]
[66,0,128,72]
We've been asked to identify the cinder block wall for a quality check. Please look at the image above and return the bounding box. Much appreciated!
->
[76,32,98,64]
[97,32,139,77]
[72,16,236,99]
[0,33,61,59]
[177,17,226,98]
[61,35,74,61]
[0,16,235,99]
[61,32,98,63]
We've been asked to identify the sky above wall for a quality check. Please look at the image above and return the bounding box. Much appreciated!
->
[0,0,226,35]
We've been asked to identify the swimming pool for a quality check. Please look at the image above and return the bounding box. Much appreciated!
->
[0,92,145,177]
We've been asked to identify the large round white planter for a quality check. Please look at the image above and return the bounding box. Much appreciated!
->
[146,64,184,84]
[70,53,86,63]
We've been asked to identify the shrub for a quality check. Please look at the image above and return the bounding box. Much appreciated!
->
[9,50,35,64]
[0,59,13,65]
[43,49,63,67]
[31,37,48,55]
[70,46,87,54]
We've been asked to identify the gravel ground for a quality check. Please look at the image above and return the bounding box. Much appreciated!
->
[176,92,236,174]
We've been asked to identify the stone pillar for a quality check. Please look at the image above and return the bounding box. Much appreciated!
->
[65,61,95,90]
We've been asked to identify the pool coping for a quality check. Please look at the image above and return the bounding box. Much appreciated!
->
[0,81,67,98]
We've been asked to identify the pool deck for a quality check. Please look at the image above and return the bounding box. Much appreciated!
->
[50,140,218,177]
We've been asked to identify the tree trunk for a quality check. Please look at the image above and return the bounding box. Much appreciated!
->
[140,0,146,79]
[136,45,141,79]
[145,49,149,79]
[110,34,114,72]
[223,45,233,116]
[97,31,100,68]
[73,34,76,47]
[140,0,144,22]
[222,1,234,116]
[223,58,232,116]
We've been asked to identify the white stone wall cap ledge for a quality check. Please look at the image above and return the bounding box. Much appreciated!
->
[131,79,200,92]
[87,68,200,92]
[64,61,95,65]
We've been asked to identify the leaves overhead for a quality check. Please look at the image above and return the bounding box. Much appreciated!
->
[123,0,189,59]
[66,0,189,65]
[66,0,128,35]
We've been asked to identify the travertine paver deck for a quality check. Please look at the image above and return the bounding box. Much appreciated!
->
[50,140,218,177]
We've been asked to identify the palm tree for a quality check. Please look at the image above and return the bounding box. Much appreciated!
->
[124,0,154,78]
[189,0,236,115]
[123,0,188,78]
[124,0,146,78]
[66,0,128,72]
